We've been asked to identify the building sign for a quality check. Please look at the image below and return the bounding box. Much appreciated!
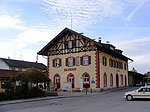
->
[64,68,77,71]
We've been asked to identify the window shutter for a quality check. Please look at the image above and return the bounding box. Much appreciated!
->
[66,58,68,66]
[59,59,61,66]
[53,59,55,67]
[88,56,91,64]
[80,56,83,65]
[73,57,75,66]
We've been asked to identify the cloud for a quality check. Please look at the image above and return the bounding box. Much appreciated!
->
[41,0,124,27]
[113,36,150,73]
[0,15,26,30]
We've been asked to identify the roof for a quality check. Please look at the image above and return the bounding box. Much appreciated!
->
[0,58,47,70]
[38,27,133,61]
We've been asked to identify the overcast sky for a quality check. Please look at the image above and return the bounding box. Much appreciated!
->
[0,0,150,74]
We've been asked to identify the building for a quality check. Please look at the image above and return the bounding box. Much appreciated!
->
[128,68,144,87]
[0,58,47,72]
[38,28,132,91]
[0,58,47,92]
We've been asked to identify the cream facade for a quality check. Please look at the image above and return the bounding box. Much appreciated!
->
[38,28,131,91]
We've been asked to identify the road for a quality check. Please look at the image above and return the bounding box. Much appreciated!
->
[0,87,150,112]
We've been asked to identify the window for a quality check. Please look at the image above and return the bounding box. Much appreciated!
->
[54,74,60,88]
[110,74,113,86]
[67,74,75,88]
[76,40,80,47]
[109,59,113,67]
[121,75,123,85]
[104,73,107,87]
[53,58,61,68]
[61,42,65,49]
[68,40,73,48]
[81,55,91,66]
[66,57,75,67]
[124,63,127,70]
[102,56,107,66]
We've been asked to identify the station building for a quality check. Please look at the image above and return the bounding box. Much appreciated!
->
[38,28,132,91]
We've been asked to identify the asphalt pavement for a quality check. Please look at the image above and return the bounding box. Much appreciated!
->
[0,87,129,106]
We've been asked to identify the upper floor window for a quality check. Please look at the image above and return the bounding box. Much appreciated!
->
[76,40,80,47]
[81,55,91,66]
[53,58,61,68]
[109,59,113,67]
[66,57,75,67]
[102,56,107,66]
[68,40,73,48]
[124,63,127,70]
[61,42,65,49]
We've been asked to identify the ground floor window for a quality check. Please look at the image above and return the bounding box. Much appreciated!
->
[54,74,61,89]
[104,73,107,87]
[67,74,75,88]
[110,74,113,86]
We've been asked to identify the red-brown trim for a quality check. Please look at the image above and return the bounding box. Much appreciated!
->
[47,56,50,80]
[95,50,100,88]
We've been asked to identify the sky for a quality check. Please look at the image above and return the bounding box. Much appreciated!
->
[0,0,150,74]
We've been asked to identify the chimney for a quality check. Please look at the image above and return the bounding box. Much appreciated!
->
[98,37,101,43]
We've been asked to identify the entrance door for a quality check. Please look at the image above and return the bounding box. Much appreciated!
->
[83,74,90,88]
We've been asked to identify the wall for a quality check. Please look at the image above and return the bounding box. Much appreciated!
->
[49,51,97,89]
[99,52,128,89]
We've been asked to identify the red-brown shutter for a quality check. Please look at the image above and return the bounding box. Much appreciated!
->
[80,56,83,65]
[66,58,68,66]
[88,56,91,65]
[59,58,61,66]
[73,57,75,66]
[53,59,55,67]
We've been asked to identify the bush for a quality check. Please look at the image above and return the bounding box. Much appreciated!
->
[28,87,45,98]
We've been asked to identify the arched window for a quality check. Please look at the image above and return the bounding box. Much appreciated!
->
[82,73,90,88]
[110,74,113,86]
[104,73,107,87]
[121,75,123,85]
[54,74,61,88]
[67,73,75,88]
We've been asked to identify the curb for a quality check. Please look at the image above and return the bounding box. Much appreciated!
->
[0,87,129,106]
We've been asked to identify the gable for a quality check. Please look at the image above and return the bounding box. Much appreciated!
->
[38,28,98,56]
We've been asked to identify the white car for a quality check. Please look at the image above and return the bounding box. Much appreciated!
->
[124,86,150,101]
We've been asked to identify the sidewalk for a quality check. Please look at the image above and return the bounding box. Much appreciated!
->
[0,87,128,106]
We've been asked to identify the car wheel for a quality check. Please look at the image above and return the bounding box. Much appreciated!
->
[126,95,133,101]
